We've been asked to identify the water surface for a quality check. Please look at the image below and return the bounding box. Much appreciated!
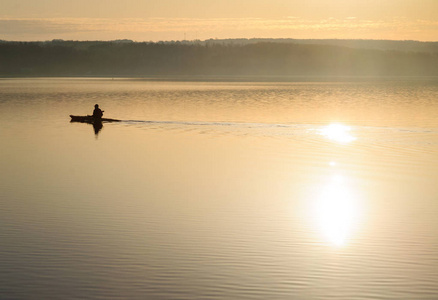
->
[1,78,438,299]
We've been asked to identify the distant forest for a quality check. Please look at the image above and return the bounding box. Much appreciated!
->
[1,39,438,77]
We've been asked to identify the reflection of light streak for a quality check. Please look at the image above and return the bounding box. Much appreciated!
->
[319,124,356,144]
[314,174,360,247]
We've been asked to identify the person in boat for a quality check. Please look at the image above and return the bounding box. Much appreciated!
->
[92,104,104,119]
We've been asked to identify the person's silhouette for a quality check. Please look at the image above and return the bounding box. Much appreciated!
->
[92,104,104,119]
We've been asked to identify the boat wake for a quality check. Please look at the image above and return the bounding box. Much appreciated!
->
[113,120,438,149]
[117,119,438,135]
[122,119,302,129]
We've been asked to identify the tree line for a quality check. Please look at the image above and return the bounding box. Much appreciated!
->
[1,40,438,77]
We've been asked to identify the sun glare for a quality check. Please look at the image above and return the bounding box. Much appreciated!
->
[314,174,360,247]
[319,123,357,144]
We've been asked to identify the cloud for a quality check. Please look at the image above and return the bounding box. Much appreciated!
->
[0,17,437,41]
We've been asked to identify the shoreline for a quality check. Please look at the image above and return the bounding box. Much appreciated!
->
[1,75,438,83]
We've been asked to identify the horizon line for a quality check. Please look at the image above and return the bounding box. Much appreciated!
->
[1,37,437,43]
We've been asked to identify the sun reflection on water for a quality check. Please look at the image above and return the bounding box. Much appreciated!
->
[319,123,357,144]
[313,173,361,247]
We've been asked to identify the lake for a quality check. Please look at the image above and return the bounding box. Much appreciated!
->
[1,78,438,299]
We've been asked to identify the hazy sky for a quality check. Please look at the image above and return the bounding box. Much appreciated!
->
[1,0,437,41]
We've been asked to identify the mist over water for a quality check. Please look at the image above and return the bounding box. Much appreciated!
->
[1,78,438,299]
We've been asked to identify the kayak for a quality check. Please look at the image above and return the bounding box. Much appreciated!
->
[70,115,121,123]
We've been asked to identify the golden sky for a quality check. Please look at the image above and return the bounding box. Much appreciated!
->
[1,0,437,41]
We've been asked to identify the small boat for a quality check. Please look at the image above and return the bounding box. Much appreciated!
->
[70,115,121,123]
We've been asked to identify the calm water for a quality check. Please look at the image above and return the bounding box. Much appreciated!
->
[1,78,438,299]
